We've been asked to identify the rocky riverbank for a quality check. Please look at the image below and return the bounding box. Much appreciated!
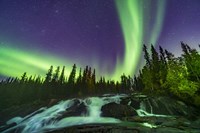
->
[1,93,200,133]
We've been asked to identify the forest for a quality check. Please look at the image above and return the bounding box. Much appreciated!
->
[0,42,200,110]
[0,63,132,109]
[133,42,200,107]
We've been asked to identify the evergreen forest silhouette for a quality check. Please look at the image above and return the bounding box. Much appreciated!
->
[0,42,200,110]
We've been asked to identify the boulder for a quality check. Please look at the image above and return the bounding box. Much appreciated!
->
[135,96,198,116]
[48,99,59,107]
[57,100,87,121]
[120,97,141,109]
[101,102,137,119]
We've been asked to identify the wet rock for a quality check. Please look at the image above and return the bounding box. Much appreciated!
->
[66,102,87,116]
[0,123,16,132]
[122,95,190,116]
[123,115,194,129]
[120,97,141,109]
[48,99,59,107]
[1,125,25,133]
[46,122,200,133]
[101,102,137,118]
[136,96,197,116]
[120,97,131,105]
[2,94,200,133]
[155,127,188,133]
[57,100,87,121]
[123,116,175,126]
[0,101,48,126]
[47,124,146,133]
[161,117,191,128]
[129,99,141,109]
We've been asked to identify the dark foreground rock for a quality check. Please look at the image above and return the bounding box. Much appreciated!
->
[46,122,200,133]
[1,93,200,133]
[101,102,137,118]
[0,100,50,126]
[56,99,87,121]
[46,124,147,133]
[121,94,199,118]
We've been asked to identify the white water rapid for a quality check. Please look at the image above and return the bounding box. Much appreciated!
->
[1,93,198,133]
[3,94,127,133]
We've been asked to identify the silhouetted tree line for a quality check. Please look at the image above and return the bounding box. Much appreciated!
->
[133,42,200,107]
[0,64,132,109]
[1,42,200,109]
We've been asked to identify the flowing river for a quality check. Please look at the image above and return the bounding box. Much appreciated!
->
[2,94,200,133]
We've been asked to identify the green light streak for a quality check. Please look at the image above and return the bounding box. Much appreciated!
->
[150,0,166,45]
[112,0,166,80]
[0,0,166,80]
[0,44,73,78]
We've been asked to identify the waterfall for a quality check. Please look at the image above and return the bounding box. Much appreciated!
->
[3,94,127,133]
[84,97,105,117]
[3,94,186,133]
[136,98,170,117]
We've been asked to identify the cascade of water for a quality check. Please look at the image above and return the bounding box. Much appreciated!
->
[136,98,170,117]
[3,94,127,133]
[84,97,105,118]
[3,99,75,133]
[136,109,169,117]
[147,99,153,114]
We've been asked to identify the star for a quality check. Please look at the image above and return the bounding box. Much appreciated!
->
[55,10,59,14]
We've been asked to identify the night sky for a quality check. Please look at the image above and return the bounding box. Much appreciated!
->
[0,0,200,80]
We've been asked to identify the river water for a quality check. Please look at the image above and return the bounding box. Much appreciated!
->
[2,94,200,133]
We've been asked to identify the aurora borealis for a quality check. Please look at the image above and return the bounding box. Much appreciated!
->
[0,44,73,77]
[113,0,166,80]
[0,0,200,80]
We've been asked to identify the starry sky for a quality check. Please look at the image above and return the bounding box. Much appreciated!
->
[0,0,200,80]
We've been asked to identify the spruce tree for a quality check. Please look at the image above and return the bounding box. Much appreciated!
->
[21,72,27,83]
[76,68,82,84]
[159,46,167,86]
[159,46,167,65]
[59,66,65,84]
[181,42,200,82]
[92,69,96,85]
[143,44,151,67]
[68,64,76,85]
[151,45,161,91]
[52,66,60,83]
[45,66,53,83]
[165,50,174,62]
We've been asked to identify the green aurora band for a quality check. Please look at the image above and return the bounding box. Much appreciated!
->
[0,1,166,80]
[0,44,73,78]
[112,0,166,80]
